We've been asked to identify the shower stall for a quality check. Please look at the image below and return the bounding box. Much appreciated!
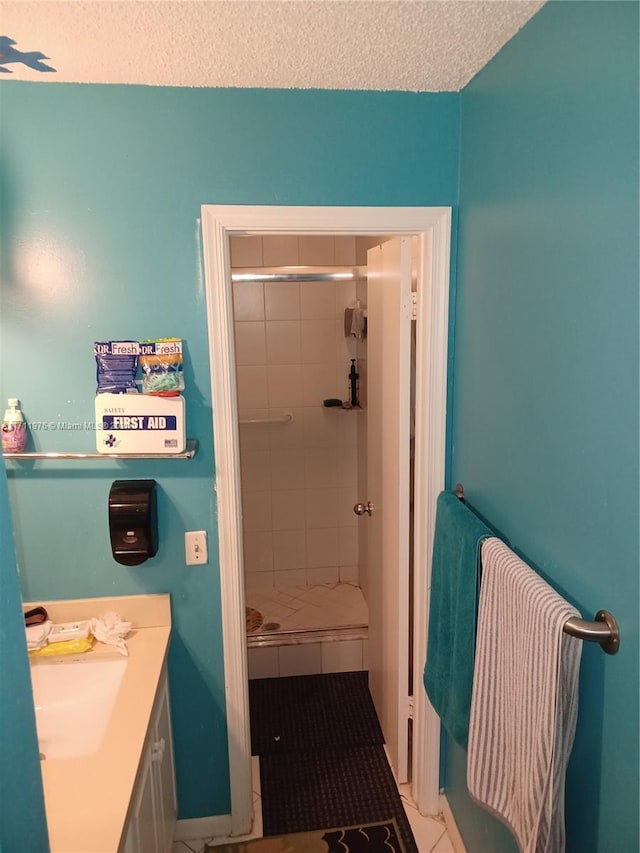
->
[230,234,376,678]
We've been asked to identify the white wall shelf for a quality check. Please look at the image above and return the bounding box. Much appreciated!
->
[2,440,198,461]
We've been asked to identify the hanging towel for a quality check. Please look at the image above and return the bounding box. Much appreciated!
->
[467,538,583,853]
[423,490,493,748]
[344,301,367,340]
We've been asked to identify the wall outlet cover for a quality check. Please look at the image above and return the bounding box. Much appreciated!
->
[185,530,208,565]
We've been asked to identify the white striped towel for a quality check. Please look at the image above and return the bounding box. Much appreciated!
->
[467,538,583,853]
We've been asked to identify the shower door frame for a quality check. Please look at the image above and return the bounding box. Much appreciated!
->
[201,205,450,836]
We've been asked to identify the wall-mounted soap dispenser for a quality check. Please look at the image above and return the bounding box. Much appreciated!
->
[108,480,158,566]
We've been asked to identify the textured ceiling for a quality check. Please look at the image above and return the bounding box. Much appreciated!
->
[0,1,545,92]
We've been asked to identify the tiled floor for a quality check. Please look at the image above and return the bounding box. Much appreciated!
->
[398,785,455,853]
[246,581,368,640]
[172,757,458,853]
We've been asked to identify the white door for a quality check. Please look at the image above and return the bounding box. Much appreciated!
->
[364,237,413,783]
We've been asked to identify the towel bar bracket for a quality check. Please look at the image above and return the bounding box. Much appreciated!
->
[563,610,620,655]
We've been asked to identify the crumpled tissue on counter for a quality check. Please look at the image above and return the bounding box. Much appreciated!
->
[90,611,133,656]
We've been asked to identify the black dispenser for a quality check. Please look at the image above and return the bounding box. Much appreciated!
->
[349,359,359,407]
[108,480,158,566]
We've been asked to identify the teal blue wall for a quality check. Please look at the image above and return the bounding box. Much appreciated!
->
[0,458,49,852]
[0,84,460,821]
[451,2,639,852]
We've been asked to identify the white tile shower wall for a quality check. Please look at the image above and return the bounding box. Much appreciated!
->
[232,236,360,590]
[230,235,357,269]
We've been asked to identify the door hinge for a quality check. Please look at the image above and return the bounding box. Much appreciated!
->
[410,291,418,321]
[407,695,415,720]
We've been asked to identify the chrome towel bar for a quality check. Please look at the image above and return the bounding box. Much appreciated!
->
[454,483,620,655]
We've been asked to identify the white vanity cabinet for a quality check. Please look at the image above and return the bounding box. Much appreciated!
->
[122,667,177,853]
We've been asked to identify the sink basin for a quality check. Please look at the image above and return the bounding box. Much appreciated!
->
[30,657,127,759]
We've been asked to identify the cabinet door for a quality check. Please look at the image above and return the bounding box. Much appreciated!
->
[152,678,177,853]
[129,749,158,853]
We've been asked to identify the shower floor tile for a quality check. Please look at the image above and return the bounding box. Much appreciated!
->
[246,582,368,639]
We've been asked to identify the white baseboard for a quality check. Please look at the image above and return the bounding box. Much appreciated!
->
[440,795,467,853]
[174,814,231,841]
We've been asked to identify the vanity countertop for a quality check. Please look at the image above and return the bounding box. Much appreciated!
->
[24,594,172,853]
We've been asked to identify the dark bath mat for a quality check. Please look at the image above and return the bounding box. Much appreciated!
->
[249,671,384,756]
[206,819,407,852]
[259,744,417,853]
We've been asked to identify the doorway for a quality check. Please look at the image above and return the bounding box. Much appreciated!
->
[201,205,451,836]
[230,237,372,668]
[229,233,409,782]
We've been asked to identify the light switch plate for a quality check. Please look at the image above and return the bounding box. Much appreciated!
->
[185,530,208,565]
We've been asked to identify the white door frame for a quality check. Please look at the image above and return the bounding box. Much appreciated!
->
[201,205,450,835]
